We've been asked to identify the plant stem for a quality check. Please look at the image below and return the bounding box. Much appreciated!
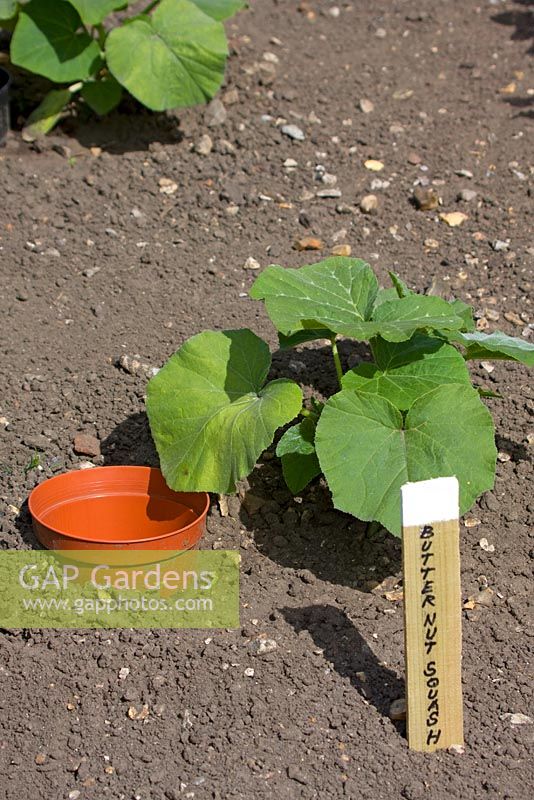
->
[96,24,106,49]
[141,0,160,14]
[330,336,343,388]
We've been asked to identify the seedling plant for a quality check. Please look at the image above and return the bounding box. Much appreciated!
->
[146,257,534,536]
[0,0,245,137]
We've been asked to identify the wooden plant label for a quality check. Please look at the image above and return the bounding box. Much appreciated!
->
[400,477,464,752]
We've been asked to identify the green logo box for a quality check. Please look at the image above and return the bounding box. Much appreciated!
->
[0,550,240,629]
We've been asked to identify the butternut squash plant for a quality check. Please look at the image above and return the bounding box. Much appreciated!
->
[146,257,533,536]
[1,0,244,137]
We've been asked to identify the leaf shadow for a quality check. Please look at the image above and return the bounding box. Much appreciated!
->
[100,411,159,466]
[281,604,405,723]
[241,460,402,591]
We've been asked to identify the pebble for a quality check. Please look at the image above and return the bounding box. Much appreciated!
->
[479,538,495,553]
[222,87,239,105]
[204,98,227,126]
[440,211,468,226]
[360,194,378,214]
[371,178,390,190]
[424,238,440,249]
[281,124,305,141]
[118,667,130,680]
[458,188,477,202]
[364,159,384,171]
[501,713,533,725]
[455,169,473,178]
[448,744,465,755]
[249,638,277,655]
[68,792,81,800]
[359,98,374,114]
[283,157,298,169]
[158,177,178,195]
[35,753,47,765]
[316,188,341,198]
[294,237,323,251]
[73,433,101,457]
[481,361,495,373]
[82,266,100,278]
[491,239,510,252]
[194,134,213,156]
[413,186,439,211]
[244,667,255,677]
[118,354,159,379]
[407,152,422,165]
[242,256,261,270]
[389,697,406,720]
[332,244,351,256]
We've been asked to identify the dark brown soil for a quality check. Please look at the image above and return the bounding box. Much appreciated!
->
[1,1,533,798]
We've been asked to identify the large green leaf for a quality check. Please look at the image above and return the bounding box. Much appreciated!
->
[276,418,321,494]
[106,0,227,111]
[250,258,379,339]
[448,330,534,367]
[11,0,102,82]
[315,384,496,536]
[191,0,246,20]
[68,0,127,25]
[146,329,302,493]
[342,335,471,410]
[22,88,72,140]
[81,75,122,115]
[278,328,334,349]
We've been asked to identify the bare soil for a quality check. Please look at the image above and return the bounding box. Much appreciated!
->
[0,1,533,798]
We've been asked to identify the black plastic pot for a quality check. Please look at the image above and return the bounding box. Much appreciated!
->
[0,66,11,145]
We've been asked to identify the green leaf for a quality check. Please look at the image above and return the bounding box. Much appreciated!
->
[250,257,379,339]
[448,298,475,332]
[146,329,302,494]
[68,0,127,26]
[371,295,467,342]
[389,271,413,298]
[11,0,102,82]
[343,335,471,410]
[276,417,321,494]
[190,0,246,21]
[448,330,534,367]
[0,0,17,19]
[22,88,72,139]
[106,0,228,111]
[315,384,496,536]
[373,286,399,310]
[81,75,122,115]
[278,328,334,349]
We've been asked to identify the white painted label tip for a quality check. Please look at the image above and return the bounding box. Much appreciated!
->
[401,477,459,527]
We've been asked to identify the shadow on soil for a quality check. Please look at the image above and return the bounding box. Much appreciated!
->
[101,412,159,467]
[492,0,533,117]
[282,604,405,722]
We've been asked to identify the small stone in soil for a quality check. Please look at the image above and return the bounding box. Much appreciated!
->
[360,194,378,214]
[35,753,47,765]
[501,713,533,725]
[479,538,495,553]
[458,188,477,202]
[440,211,468,226]
[359,98,374,113]
[332,244,351,256]
[413,186,439,211]
[73,433,100,457]
[448,744,465,755]
[389,697,406,720]
[204,98,227,126]
[194,134,213,156]
[244,667,255,677]
[242,256,261,270]
[281,124,305,141]
[364,159,384,171]
[249,638,277,655]
[294,236,323,251]
[492,239,510,251]
[158,177,178,195]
